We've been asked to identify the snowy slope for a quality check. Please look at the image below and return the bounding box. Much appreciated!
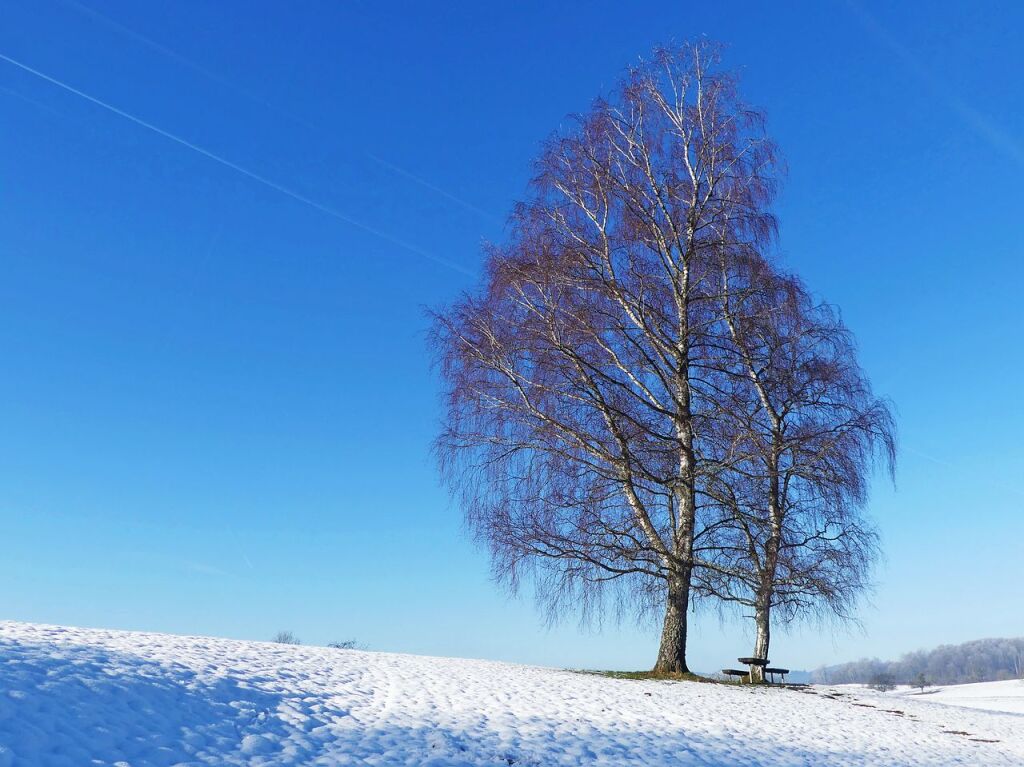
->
[855,680,1024,715]
[1,622,1022,766]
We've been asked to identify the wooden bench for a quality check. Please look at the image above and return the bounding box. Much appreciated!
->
[722,668,750,683]
[765,667,790,684]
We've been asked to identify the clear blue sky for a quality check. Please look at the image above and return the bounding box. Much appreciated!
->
[2,0,1022,672]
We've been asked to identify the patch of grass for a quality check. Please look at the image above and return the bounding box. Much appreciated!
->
[571,669,715,683]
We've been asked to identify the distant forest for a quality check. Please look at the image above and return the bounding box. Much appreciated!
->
[813,638,1024,685]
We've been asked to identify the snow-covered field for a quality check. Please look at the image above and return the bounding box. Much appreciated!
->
[1,622,1022,766]
[850,679,1024,715]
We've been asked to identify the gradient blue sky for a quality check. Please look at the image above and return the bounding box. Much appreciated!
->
[2,0,1022,672]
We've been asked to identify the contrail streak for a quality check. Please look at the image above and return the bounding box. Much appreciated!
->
[844,0,1024,168]
[61,0,498,223]
[0,84,65,118]
[62,0,320,133]
[0,51,472,275]
[904,445,1024,501]
[366,152,502,223]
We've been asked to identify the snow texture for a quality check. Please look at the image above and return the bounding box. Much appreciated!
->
[1,621,1022,766]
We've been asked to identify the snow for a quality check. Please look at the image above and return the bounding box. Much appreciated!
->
[916,679,1024,714]
[1,622,1022,766]
[844,680,1024,715]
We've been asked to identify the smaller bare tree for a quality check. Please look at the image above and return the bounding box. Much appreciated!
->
[272,630,301,645]
[699,258,895,680]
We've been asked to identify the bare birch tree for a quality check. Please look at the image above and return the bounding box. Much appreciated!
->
[701,258,896,679]
[432,42,777,673]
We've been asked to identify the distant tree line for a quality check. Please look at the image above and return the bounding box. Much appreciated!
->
[813,638,1024,685]
[433,40,896,675]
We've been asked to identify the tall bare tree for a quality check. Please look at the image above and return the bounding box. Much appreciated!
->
[432,42,777,672]
[701,257,896,678]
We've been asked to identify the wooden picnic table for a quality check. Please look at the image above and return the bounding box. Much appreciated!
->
[737,657,769,678]
[723,657,789,684]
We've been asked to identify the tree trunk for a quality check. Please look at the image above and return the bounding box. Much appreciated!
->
[653,572,691,673]
[751,597,771,682]
[751,439,781,684]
